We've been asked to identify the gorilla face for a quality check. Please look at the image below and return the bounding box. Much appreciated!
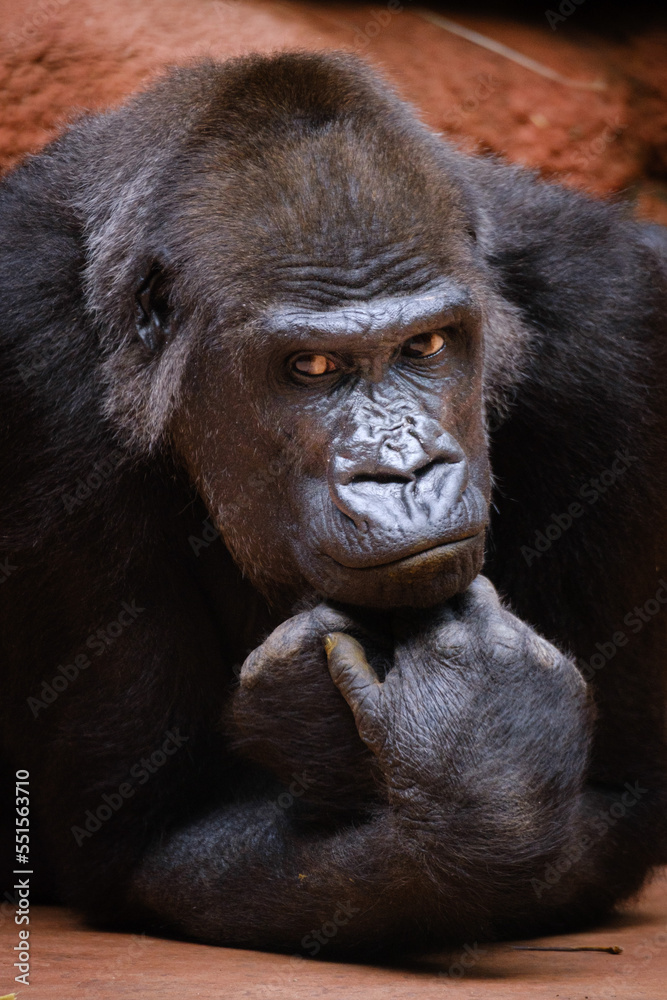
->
[161,108,491,608]
[272,288,490,606]
[170,285,490,608]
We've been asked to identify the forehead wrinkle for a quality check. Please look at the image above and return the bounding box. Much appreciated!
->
[263,287,472,347]
[269,256,441,306]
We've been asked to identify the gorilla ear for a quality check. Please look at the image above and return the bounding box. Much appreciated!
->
[135,264,172,351]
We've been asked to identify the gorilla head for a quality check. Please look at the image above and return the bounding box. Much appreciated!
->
[87,54,491,608]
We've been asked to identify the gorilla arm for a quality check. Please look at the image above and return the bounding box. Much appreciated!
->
[125,580,623,953]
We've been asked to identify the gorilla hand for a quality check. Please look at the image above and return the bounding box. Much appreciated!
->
[230,604,385,815]
[325,577,592,872]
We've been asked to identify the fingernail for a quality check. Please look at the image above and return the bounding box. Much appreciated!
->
[322,634,336,655]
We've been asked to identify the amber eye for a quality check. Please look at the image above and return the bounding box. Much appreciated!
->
[291,353,338,377]
[401,331,446,359]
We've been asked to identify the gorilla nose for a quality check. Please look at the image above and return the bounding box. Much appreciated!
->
[333,430,466,488]
[329,430,469,528]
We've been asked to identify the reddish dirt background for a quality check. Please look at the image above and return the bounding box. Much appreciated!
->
[0,0,666,222]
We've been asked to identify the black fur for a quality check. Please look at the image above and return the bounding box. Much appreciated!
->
[0,52,665,956]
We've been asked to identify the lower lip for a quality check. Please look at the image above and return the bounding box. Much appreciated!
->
[330,532,484,572]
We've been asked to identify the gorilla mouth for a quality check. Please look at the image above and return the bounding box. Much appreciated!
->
[329,531,484,571]
[314,482,490,575]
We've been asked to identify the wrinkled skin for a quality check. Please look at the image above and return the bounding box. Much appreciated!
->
[0,52,666,956]
[233,581,590,843]
[171,253,490,612]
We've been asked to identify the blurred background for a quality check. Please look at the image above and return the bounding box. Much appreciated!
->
[0,0,666,222]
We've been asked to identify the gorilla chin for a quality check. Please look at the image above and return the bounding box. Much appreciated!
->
[306,532,487,608]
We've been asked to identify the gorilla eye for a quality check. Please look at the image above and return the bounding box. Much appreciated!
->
[401,331,446,359]
[291,353,338,377]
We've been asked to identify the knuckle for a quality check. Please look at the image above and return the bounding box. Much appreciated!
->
[311,604,355,635]
[256,615,321,664]
[238,648,266,688]
[430,620,470,658]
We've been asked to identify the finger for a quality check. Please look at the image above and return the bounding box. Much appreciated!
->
[238,645,271,689]
[323,633,382,733]
[239,612,324,688]
[311,604,358,636]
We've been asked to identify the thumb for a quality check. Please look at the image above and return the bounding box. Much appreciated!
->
[323,632,382,739]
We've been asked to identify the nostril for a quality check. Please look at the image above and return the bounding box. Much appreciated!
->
[349,459,452,487]
[413,457,446,480]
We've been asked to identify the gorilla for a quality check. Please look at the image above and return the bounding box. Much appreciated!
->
[0,51,666,956]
